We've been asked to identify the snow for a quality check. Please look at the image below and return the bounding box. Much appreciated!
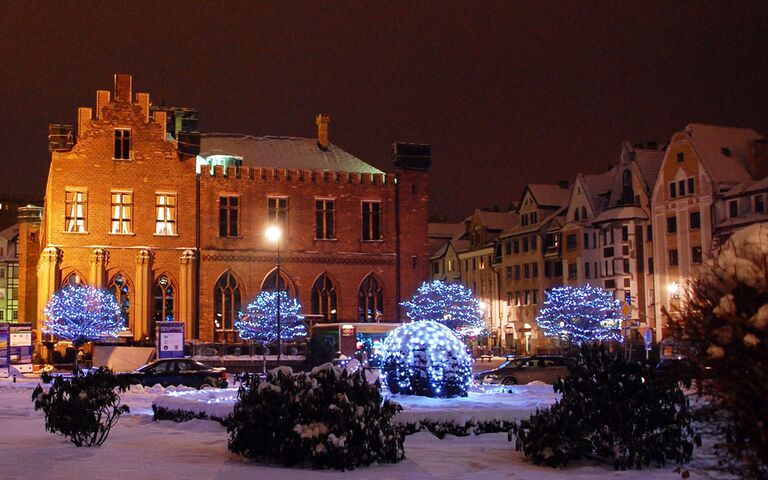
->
[0,377,729,480]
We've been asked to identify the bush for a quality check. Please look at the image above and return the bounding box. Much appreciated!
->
[510,344,698,469]
[227,365,404,470]
[669,224,768,478]
[305,334,337,368]
[31,368,130,447]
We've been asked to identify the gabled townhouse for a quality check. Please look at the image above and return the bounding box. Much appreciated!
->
[651,124,766,340]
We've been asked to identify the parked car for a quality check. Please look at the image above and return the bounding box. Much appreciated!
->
[120,358,228,389]
[474,355,572,385]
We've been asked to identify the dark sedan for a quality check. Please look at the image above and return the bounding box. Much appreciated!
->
[475,355,572,385]
[121,358,228,389]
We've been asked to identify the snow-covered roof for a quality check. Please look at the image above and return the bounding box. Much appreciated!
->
[593,206,649,223]
[581,170,614,214]
[473,210,518,231]
[199,133,384,174]
[682,124,764,185]
[633,148,666,192]
[527,184,571,208]
[428,222,464,239]
[723,177,768,198]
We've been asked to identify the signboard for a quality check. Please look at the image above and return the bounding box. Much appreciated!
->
[0,323,9,378]
[157,322,185,359]
[643,328,653,351]
[9,323,33,373]
[341,324,356,337]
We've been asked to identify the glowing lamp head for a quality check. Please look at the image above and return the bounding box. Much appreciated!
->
[265,225,282,243]
[667,282,680,295]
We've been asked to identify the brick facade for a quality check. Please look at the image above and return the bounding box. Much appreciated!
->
[27,74,430,342]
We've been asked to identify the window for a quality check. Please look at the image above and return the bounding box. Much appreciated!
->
[522,237,529,252]
[544,262,551,278]
[219,196,239,237]
[524,290,531,305]
[513,240,520,254]
[506,292,513,305]
[729,200,739,218]
[114,129,131,160]
[584,262,590,278]
[583,233,589,249]
[603,246,614,258]
[533,289,539,304]
[669,182,677,199]
[432,262,439,275]
[108,273,131,329]
[689,211,700,230]
[362,201,382,240]
[622,226,629,242]
[566,234,577,251]
[755,195,766,214]
[692,246,703,264]
[358,274,383,322]
[155,193,177,235]
[514,265,521,280]
[262,269,294,297]
[568,263,577,280]
[524,263,530,278]
[669,249,679,266]
[0,268,4,279]
[505,266,512,281]
[268,197,289,226]
[152,274,174,323]
[574,208,580,221]
[666,216,677,234]
[531,212,538,224]
[531,262,538,278]
[687,177,695,194]
[514,291,521,306]
[647,225,653,242]
[312,273,337,322]
[315,199,335,239]
[622,245,629,256]
[505,241,512,255]
[522,214,528,227]
[531,235,537,251]
[648,257,654,274]
[677,152,684,163]
[108,191,134,234]
[554,262,563,277]
[623,258,630,273]
[214,271,241,334]
[65,190,87,233]
[678,179,686,196]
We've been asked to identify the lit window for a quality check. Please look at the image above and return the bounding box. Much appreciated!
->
[358,274,383,322]
[691,246,702,264]
[114,129,131,160]
[65,190,87,233]
[315,199,335,239]
[362,201,382,241]
[153,274,175,323]
[155,193,177,235]
[214,271,241,334]
[219,196,239,237]
[312,273,337,322]
[110,191,133,234]
[268,197,288,226]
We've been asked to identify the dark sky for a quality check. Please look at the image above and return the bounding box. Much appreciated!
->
[1,1,767,220]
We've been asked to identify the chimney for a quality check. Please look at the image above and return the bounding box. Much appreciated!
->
[392,142,431,171]
[557,180,569,189]
[114,74,133,103]
[77,107,92,138]
[96,90,110,119]
[316,114,330,150]
[135,93,150,122]
[748,139,768,180]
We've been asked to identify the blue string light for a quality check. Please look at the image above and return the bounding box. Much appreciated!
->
[43,285,124,346]
[236,291,307,343]
[400,280,487,337]
[380,320,472,398]
[535,284,624,345]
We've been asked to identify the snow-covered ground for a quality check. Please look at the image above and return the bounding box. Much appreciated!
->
[0,378,727,480]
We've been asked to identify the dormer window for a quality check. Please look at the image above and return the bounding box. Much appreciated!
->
[114,129,131,160]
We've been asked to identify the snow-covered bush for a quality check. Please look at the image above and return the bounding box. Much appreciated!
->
[668,224,768,478]
[380,321,472,398]
[31,368,130,447]
[510,344,697,469]
[227,365,404,470]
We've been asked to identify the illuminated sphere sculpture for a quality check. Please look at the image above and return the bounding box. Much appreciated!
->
[380,321,472,398]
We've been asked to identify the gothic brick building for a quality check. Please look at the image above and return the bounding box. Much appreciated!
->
[24,74,430,343]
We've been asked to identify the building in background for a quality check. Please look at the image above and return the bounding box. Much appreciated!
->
[0,224,19,322]
[22,74,431,345]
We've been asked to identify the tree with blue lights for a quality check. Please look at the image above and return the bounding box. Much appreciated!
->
[236,291,307,372]
[43,285,123,366]
[535,285,624,346]
[380,320,472,398]
[401,280,487,337]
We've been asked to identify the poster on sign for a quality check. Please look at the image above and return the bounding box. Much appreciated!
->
[9,323,33,373]
[0,323,10,378]
[157,322,185,359]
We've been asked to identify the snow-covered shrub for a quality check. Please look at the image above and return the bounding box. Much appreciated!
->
[31,368,130,447]
[380,321,472,398]
[668,224,768,478]
[510,344,697,469]
[227,365,404,470]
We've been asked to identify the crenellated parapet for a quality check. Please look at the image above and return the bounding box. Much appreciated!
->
[201,164,395,186]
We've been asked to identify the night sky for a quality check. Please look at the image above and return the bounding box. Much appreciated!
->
[1,1,767,220]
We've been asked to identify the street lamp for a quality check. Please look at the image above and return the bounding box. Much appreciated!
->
[265,225,283,364]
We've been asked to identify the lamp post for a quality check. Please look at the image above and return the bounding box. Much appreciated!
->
[265,225,283,364]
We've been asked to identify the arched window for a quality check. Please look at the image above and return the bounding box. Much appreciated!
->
[261,269,296,298]
[214,271,241,334]
[108,273,131,329]
[152,274,175,323]
[311,273,337,322]
[62,271,85,288]
[358,274,383,322]
[621,169,635,205]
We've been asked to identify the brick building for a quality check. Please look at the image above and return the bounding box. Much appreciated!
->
[24,74,430,344]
